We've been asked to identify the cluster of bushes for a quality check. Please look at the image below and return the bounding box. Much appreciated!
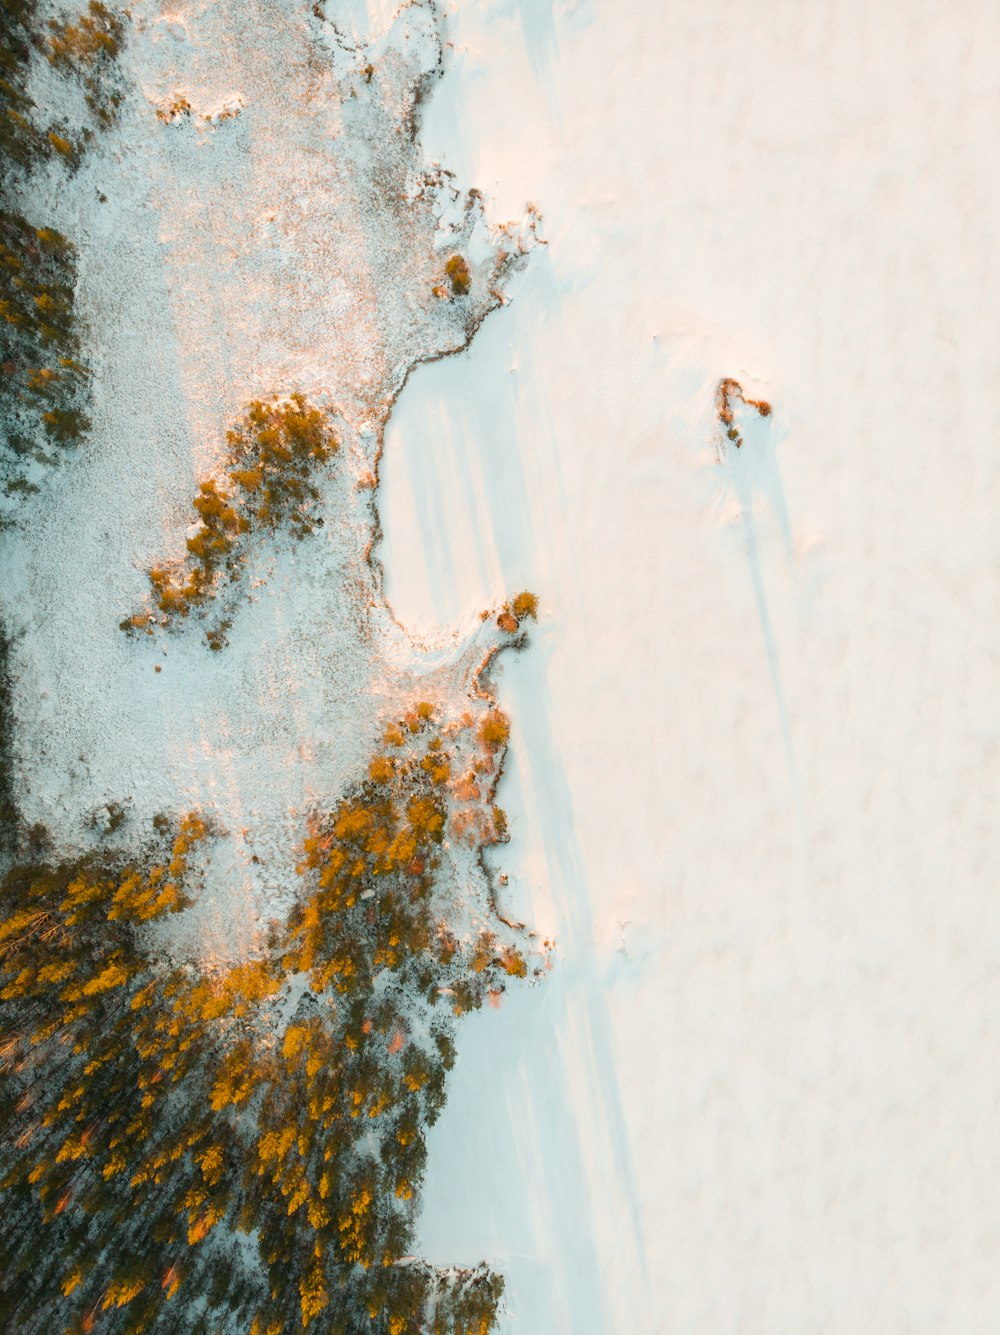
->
[491,589,538,635]
[154,93,190,125]
[1,1,50,170]
[46,1,128,129]
[444,254,470,296]
[295,699,526,1013]
[0,1,128,489]
[2,0,128,177]
[0,699,527,1333]
[156,97,243,128]
[0,213,89,464]
[0,624,15,864]
[125,394,338,646]
[716,376,771,450]
[432,253,470,301]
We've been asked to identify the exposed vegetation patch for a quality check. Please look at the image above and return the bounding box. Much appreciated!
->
[1,3,48,171]
[0,214,90,464]
[0,698,530,1334]
[1,2,89,485]
[125,394,338,645]
[201,98,242,125]
[47,1,129,129]
[0,1,128,497]
[155,94,243,127]
[431,253,473,301]
[154,92,191,124]
[0,621,17,864]
[444,253,470,297]
[716,376,772,451]
[486,589,538,635]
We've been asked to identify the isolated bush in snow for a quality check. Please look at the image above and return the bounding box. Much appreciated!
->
[445,252,471,296]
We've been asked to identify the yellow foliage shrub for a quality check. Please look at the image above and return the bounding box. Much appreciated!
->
[445,254,471,296]
[478,710,510,752]
[134,393,337,630]
[511,590,538,620]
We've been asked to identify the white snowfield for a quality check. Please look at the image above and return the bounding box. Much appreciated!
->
[3,0,998,1331]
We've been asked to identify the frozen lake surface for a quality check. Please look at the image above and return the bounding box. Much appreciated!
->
[380,2,1000,1331]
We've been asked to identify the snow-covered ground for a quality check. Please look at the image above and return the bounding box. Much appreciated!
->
[4,0,999,1330]
[1,0,536,962]
[377,2,1000,1332]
